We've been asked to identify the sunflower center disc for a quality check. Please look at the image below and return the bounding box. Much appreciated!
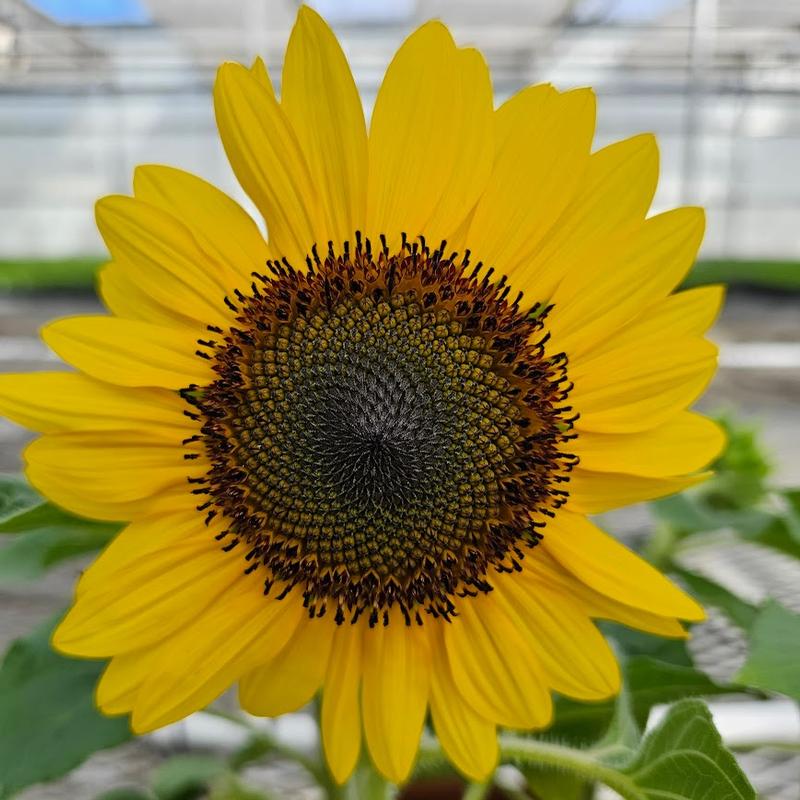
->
[187,237,577,624]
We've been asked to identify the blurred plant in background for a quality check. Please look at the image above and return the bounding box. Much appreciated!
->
[1,410,799,799]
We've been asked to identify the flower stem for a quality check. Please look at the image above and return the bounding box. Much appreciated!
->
[339,763,396,800]
[461,782,490,800]
[422,735,645,800]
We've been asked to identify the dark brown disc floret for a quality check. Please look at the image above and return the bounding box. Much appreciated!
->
[183,234,577,625]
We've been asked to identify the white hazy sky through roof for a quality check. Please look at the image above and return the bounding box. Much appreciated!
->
[573,0,687,24]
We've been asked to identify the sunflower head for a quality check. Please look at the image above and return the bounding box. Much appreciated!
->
[0,4,723,788]
[188,236,577,622]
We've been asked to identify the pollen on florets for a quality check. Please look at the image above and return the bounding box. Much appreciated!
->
[182,234,578,625]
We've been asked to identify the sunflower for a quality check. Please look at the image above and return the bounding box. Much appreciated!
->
[0,5,723,786]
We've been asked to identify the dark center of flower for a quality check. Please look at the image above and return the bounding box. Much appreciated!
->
[184,235,577,624]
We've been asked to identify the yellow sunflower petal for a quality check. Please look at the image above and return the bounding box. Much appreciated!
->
[0,372,191,435]
[362,617,431,783]
[496,573,620,700]
[568,468,711,513]
[214,62,322,265]
[422,45,494,245]
[429,632,497,782]
[42,316,211,389]
[76,506,206,598]
[282,6,367,248]
[321,624,363,785]
[132,581,303,733]
[572,412,725,477]
[513,132,658,301]
[583,285,725,361]
[546,207,705,357]
[523,549,689,638]
[239,613,336,716]
[249,55,275,96]
[24,431,194,522]
[98,262,201,329]
[96,645,164,716]
[54,512,241,657]
[584,592,688,638]
[570,337,718,433]
[467,86,595,276]
[543,510,705,620]
[133,165,270,278]
[96,195,237,328]
[366,21,493,247]
[445,593,552,729]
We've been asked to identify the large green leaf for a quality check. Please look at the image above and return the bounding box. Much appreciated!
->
[745,514,800,560]
[0,475,40,525]
[0,477,120,582]
[673,568,757,631]
[601,624,693,665]
[625,657,736,727]
[0,501,119,582]
[650,493,774,539]
[0,615,131,798]
[612,699,755,799]
[151,755,230,800]
[547,654,735,745]
[736,600,800,699]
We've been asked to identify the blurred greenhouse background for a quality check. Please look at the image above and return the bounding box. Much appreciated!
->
[0,0,799,260]
[0,0,799,798]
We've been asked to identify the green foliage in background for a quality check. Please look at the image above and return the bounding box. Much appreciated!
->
[0,616,131,799]
[683,259,800,291]
[0,497,119,583]
[737,600,800,700]
[1,414,799,798]
[0,259,102,292]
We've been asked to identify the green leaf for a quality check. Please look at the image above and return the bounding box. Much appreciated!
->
[785,488,800,517]
[745,514,800,560]
[209,780,271,800]
[95,791,153,800]
[0,503,119,582]
[229,734,274,770]
[673,568,758,630]
[735,600,800,699]
[591,683,640,769]
[0,483,120,582]
[625,658,736,725]
[0,475,40,525]
[0,615,131,799]
[493,699,754,800]
[619,699,755,799]
[151,755,230,800]
[705,416,772,510]
[602,624,693,665]
[546,655,735,745]
[650,494,773,538]
[650,493,718,534]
